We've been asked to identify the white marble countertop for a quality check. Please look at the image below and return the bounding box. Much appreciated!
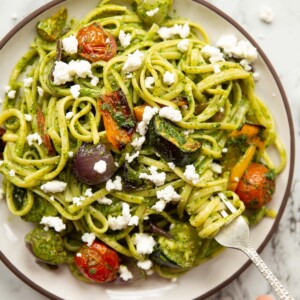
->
[0,0,299,299]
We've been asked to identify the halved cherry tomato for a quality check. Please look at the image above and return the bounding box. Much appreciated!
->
[77,23,117,62]
[235,162,276,209]
[37,109,55,155]
[74,241,120,283]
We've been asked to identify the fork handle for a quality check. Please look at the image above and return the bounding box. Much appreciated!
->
[239,245,294,300]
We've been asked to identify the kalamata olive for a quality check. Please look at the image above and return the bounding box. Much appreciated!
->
[72,143,115,185]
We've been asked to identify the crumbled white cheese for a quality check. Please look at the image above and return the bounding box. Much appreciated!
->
[146,7,159,17]
[49,196,55,202]
[108,202,138,230]
[72,196,85,206]
[260,6,274,24]
[167,162,175,170]
[217,35,258,64]
[234,176,239,182]
[53,61,73,85]
[139,166,166,186]
[0,160,4,166]
[219,107,224,113]
[65,111,74,120]
[177,39,189,52]
[201,45,224,63]
[97,196,113,205]
[41,180,67,193]
[145,76,155,89]
[252,72,260,81]
[114,162,119,167]
[137,260,153,270]
[119,265,133,281]
[133,233,156,255]
[84,188,93,197]
[68,151,74,158]
[37,86,44,97]
[76,252,82,257]
[68,60,93,78]
[24,114,32,121]
[182,129,194,136]
[222,148,228,153]
[23,77,33,87]
[131,135,146,150]
[151,200,166,212]
[211,162,222,174]
[240,59,252,71]
[11,14,18,20]
[9,169,15,177]
[122,50,145,73]
[106,176,122,192]
[82,232,96,247]
[94,160,107,174]
[7,90,16,99]
[137,106,159,136]
[62,35,78,54]
[70,84,81,99]
[126,73,133,79]
[125,151,140,163]
[184,164,200,184]
[157,23,190,40]
[119,30,132,48]
[26,133,43,146]
[159,106,182,122]
[156,185,181,202]
[213,64,221,73]
[163,71,175,85]
[90,76,99,86]
[40,216,66,232]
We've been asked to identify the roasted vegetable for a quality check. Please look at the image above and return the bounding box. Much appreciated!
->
[98,91,136,150]
[73,142,115,185]
[148,115,201,167]
[74,241,120,283]
[236,162,276,208]
[135,0,173,25]
[25,226,68,265]
[153,222,200,268]
[36,8,68,42]
[77,23,117,62]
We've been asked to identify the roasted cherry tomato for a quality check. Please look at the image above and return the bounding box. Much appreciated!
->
[74,241,120,283]
[77,23,117,62]
[37,109,55,155]
[235,162,276,209]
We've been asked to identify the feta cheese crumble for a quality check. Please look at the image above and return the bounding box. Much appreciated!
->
[7,90,16,99]
[24,114,32,121]
[137,106,159,136]
[145,76,155,89]
[23,77,33,87]
[62,35,78,54]
[53,61,72,85]
[108,202,138,230]
[119,30,132,48]
[122,50,145,73]
[139,166,166,186]
[41,180,67,193]
[119,265,133,281]
[131,136,146,150]
[201,45,224,63]
[137,260,153,270]
[157,23,190,40]
[68,151,74,158]
[159,106,182,122]
[26,133,43,146]
[163,71,175,85]
[211,162,222,174]
[146,7,159,17]
[40,216,66,232]
[97,196,113,205]
[84,188,93,197]
[133,233,156,255]
[260,6,274,24]
[82,232,96,246]
[184,164,200,184]
[94,160,107,174]
[90,76,99,86]
[177,39,189,52]
[167,162,175,170]
[125,151,140,163]
[70,84,81,99]
[65,111,74,120]
[106,176,122,192]
[72,196,85,206]
[156,185,181,202]
[37,86,44,97]
[9,169,16,177]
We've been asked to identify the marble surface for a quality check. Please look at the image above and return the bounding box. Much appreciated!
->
[0,0,299,299]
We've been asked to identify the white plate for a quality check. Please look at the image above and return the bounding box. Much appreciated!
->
[0,0,295,299]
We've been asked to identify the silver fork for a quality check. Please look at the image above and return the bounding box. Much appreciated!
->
[215,193,295,300]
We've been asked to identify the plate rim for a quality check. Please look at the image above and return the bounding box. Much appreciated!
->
[0,0,295,299]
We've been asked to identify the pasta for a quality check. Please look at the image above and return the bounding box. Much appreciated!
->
[0,0,286,282]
